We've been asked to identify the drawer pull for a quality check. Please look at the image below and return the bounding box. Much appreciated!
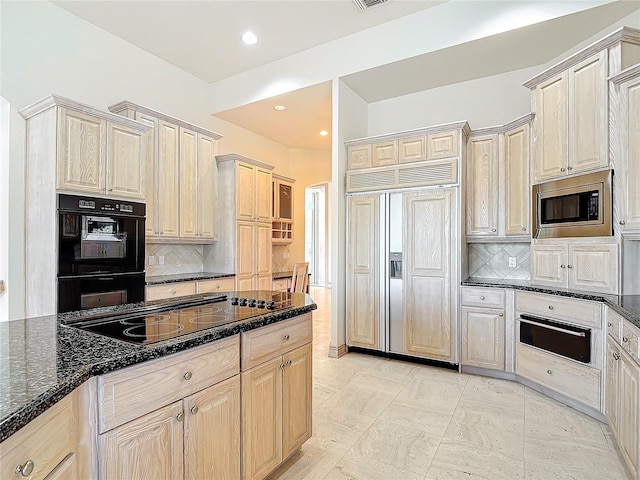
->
[286,360,292,366]
[546,369,552,375]
[176,412,185,422]
[491,229,496,232]
[480,296,485,300]
[15,461,34,476]
[620,220,626,226]
[560,265,565,269]
[548,305,554,310]
[183,371,193,380]
[560,167,566,172]
[190,406,199,415]
[171,290,177,295]
[567,265,573,269]
[623,336,629,343]
[279,363,285,369]
[613,352,620,361]
[522,227,526,231]
[499,313,504,317]
[608,322,613,327]
[519,318,585,337]
[283,334,290,341]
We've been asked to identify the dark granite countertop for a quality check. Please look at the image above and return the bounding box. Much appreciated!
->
[146,272,235,285]
[462,277,640,328]
[0,291,316,443]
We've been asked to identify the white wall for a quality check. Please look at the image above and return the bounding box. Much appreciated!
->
[0,1,330,320]
[0,98,9,321]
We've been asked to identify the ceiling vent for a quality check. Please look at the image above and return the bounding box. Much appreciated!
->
[353,0,389,11]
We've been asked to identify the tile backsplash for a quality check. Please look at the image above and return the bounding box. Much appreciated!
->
[272,245,293,273]
[145,244,204,276]
[468,243,530,280]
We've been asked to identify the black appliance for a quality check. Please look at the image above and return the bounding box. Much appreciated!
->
[57,194,145,313]
[519,314,591,363]
[73,292,297,345]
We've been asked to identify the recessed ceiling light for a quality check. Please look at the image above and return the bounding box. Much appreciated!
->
[274,105,286,111]
[242,32,257,45]
[319,130,329,137]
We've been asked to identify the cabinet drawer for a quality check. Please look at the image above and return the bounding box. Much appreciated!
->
[197,277,235,294]
[146,281,196,301]
[516,342,601,409]
[272,278,290,292]
[0,393,76,480]
[461,287,505,308]
[516,291,601,328]
[241,314,312,370]
[607,308,623,343]
[98,335,239,432]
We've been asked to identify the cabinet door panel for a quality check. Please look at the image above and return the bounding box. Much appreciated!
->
[461,307,505,370]
[57,108,106,194]
[619,352,640,475]
[530,244,567,288]
[180,127,198,238]
[107,123,145,200]
[135,113,158,236]
[346,195,380,349]
[535,73,568,181]
[198,134,218,239]
[237,163,256,220]
[403,190,453,360]
[347,144,371,170]
[236,275,254,291]
[157,121,180,237]
[427,130,458,160]
[398,135,427,163]
[236,222,255,277]
[256,223,272,276]
[568,51,607,174]
[569,244,618,294]
[100,401,184,480]
[467,135,499,235]
[605,338,620,436]
[371,141,397,167]
[256,168,273,223]
[504,124,530,235]
[241,358,283,480]
[282,343,312,458]
[184,376,240,480]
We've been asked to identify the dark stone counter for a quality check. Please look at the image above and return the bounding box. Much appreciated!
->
[0,292,316,442]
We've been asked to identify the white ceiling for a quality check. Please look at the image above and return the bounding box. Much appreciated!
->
[53,1,639,151]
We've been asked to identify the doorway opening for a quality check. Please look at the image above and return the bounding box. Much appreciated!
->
[305,183,330,287]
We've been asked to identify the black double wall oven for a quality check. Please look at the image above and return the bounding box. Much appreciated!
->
[57,194,145,313]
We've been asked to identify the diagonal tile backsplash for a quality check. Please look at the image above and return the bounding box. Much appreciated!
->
[145,244,204,277]
[468,243,530,280]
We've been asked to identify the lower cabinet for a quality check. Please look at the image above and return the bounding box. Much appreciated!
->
[241,315,313,480]
[0,392,79,480]
[146,277,236,301]
[461,307,505,371]
[606,335,640,478]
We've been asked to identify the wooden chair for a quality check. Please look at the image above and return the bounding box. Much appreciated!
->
[289,262,309,293]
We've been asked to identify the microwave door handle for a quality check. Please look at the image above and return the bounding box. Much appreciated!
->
[518,317,586,337]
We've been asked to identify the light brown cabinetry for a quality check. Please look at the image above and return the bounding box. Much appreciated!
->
[466,134,499,236]
[98,337,241,480]
[272,174,295,244]
[241,315,313,480]
[530,242,618,294]
[503,122,531,235]
[0,392,80,480]
[212,154,274,291]
[460,287,506,371]
[109,101,222,243]
[145,277,236,301]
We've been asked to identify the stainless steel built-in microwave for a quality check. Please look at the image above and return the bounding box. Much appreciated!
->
[532,170,612,238]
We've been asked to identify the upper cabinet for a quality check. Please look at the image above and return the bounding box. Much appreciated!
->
[610,65,640,234]
[345,122,469,193]
[525,27,640,183]
[109,101,222,243]
[465,115,533,241]
[272,174,295,245]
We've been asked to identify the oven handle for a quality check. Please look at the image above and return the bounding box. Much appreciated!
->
[518,317,586,337]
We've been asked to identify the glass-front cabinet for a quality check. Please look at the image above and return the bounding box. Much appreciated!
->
[272,174,295,244]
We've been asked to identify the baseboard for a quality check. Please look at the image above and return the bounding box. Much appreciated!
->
[328,344,347,358]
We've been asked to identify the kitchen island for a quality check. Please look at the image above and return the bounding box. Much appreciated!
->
[0,291,316,480]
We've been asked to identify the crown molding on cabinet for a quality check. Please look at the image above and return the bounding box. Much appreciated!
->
[19,94,152,132]
[344,120,471,147]
[215,153,275,171]
[467,113,535,138]
[272,173,296,183]
[609,63,640,84]
[523,26,640,90]
[108,101,222,139]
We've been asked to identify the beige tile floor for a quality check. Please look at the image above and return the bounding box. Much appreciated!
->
[270,287,631,480]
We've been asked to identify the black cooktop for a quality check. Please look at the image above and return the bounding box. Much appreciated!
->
[76,292,295,344]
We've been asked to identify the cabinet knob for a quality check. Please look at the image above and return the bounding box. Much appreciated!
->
[560,167,566,172]
[171,290,177,295]
[286,360,292,366]
[623,336,629,343]
[546,369,552,375]
[491,228,497,232]
[190,406,199,415]
[567,265,573,269]
[15,461,34,477]
[548,305,554,310]
[560,264,566,269]
[522,227,527,231]
[620,220,626,225]
[108,188,114,192]
[283,334,290,341]
[567,166,573,171]
[608,322,613,327]
[176,412,184,422]
[499,313,504,317]
[480,296,485,300]
[613,352,620,361]
[279,363,285,369]
[183,371,193,380]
